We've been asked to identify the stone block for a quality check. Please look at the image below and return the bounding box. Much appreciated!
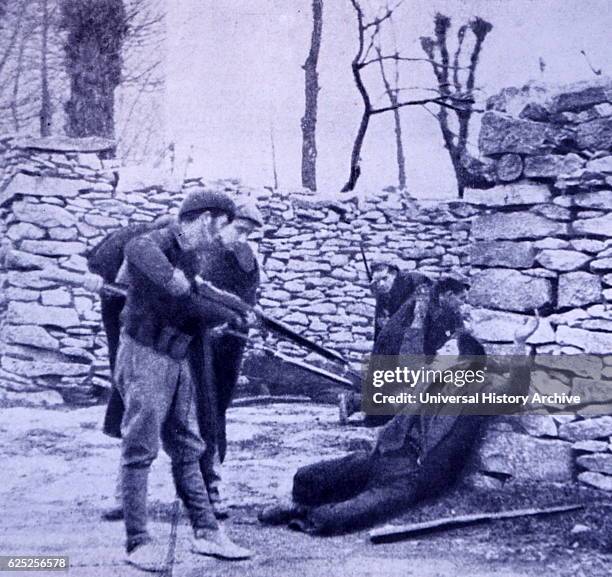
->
[556,325,612,354]
[572,190,612,210]
[83,214,120,228]
[0,173,87,205]
[469,269,552,312]
[472,212,566,240]
[518,414,558,437]
[576,117,612,150]
[576,453,612,475]
[572,440,609,452]
[586,155,612,173]
[558,416,612,441]
[571,239,606,253]
[531,204,572,221]
[464,182,551,206]
[578,471,612,491]
[523,154,584,178]
[4,249,54,270]
[476,430,573,482]
[41,288,72,306]
[1,356,89,377]
[590,258,612,272]
[21,240,85,256]
[13,201,76,227]
[572,377,611,406]
[7,223,45,241]
[573,213,612,237]
[479,111,568,156]
[551,85,610,112]
[7,302,79,329]
[469,308,554,343]
[1,325,59,350]
[536,249,590,272]
[48,227,78,241]
[558,272,602,308]
[7,271,56,289]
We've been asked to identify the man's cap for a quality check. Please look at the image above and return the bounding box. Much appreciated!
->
[179,189,236,220]
[235,197,264,227]
[370,253,400,272]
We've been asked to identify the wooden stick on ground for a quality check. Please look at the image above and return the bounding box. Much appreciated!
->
[369,503,583,544]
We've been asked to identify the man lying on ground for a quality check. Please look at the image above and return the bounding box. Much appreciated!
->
[259,286,539,536]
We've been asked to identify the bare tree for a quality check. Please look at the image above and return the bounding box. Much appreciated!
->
[60,0,128,139]
[374,20,406,191]
[420,13,493,197]
[342,1,472,192]
[301,0,323,191]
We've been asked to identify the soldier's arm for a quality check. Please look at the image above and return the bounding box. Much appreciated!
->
[124,233,189,294]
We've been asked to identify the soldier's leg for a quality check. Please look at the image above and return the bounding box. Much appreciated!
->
[115,335,175,551]
[162,360,252,560]
[297,478,419,535]
[292,450,372,506]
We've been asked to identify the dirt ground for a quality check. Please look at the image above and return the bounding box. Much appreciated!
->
[0,401,610,577]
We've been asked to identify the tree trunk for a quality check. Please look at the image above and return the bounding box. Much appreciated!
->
[301,0,323,191]
[376,51,406,191]
[62,0,127,139]
[39,0,52,136]
[391,100,407,191]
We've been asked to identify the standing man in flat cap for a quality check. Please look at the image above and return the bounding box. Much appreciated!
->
[195,197,264,517]
[115,189,252,571]
[339,255,431,425]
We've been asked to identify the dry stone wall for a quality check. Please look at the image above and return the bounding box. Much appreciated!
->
[1,78,611,492]
[465,78,612,492]
[0,136,473,404]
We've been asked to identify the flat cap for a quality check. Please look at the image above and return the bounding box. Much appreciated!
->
[179,189,236,220]
[235,197,264,227]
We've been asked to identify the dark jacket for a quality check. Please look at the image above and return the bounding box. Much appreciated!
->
[197,238,260,462]
[88,223,156,283]
[121,224,239,358]
[88,223,161,438]
[374,272,430,341]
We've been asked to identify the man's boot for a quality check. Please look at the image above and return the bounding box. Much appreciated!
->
[123,466,163,572]
[191,526,252,560]
[258,500,304,526]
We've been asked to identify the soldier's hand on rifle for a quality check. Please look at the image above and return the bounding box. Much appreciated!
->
[82,273,104,294]
[168,268,191,296]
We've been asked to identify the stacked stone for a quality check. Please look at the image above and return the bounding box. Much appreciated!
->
[0,137,185,403]
[465,79,612,490]
[0,138,475,400]
[254,189,474,363]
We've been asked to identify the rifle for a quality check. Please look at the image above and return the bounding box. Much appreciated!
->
[193,276,349,367]
[38,267,356,380]
[360,243,372,283]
